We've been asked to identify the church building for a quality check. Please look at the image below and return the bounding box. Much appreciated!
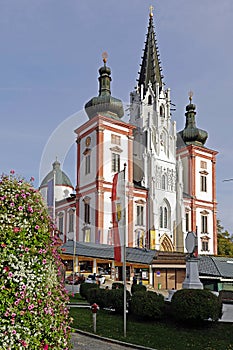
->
[40,8,218,265]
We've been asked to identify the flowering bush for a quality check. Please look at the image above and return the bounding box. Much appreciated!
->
[0,172,72,349]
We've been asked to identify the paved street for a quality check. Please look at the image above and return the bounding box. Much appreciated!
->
[71,332,154,350]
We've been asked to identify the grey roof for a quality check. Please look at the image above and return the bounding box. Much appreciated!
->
[199,256,233,279]
[61,241,155,265]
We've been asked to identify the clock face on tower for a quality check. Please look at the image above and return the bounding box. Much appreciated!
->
[85,136,91,147]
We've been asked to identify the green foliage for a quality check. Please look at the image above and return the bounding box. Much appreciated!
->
[108,289,131,314]
[112,282,124,290]
[171,289,222,324]
[217,219,233,256]
[131,283,147,294]
[130,291,165,320]
[87,287,110,308]
[0,172,71,349]
[79,282,99,300]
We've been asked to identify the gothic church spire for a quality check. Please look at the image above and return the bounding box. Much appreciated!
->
[138,7,163,97]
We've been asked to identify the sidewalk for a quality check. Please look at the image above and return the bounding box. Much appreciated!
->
[71,330,156,350]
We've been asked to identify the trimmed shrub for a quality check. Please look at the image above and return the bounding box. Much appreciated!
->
[108,289,131,314]
[87,287,111,308]
[79,282,99,300]
[0,173,71,349]
[171,289,222,324]
[131,291,165,320]
[131,283,147,294]
[112,282,124,290]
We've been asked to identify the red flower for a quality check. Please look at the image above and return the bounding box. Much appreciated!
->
[10,169,15,174]
[13,227,20,233]
[43,345,49,350]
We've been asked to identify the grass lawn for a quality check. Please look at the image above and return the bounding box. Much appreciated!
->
[69,307,233,350]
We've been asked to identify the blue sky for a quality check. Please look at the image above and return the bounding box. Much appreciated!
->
[1,0,233,232]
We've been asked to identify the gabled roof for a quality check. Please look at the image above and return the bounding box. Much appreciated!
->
[60,241,155,265]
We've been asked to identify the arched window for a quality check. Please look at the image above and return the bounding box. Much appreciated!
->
[159,206,163,228]
[160,105,165,117]
[162,174,166,190]
[164,207,168,228]
[159,200,170,229]
[148,95,152,105]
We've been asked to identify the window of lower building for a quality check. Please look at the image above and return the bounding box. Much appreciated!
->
[84,202,90,224]
[201,175,207,192]
[68,210,74,232]
[112,153,120,172]
[84,228,91,243]
[136,205,144,226]
[58,213,64,234]
[201,215,208,233]
[201,240,209,251]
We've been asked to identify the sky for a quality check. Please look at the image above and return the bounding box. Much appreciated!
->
[0,0,233,232]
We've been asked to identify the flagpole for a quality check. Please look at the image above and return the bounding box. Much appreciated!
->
[123,163,127,338]
[52,168,56,235]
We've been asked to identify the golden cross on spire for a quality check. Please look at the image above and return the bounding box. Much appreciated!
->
[188,90,194,103]
[102,51,108,64]
[149,5,154,17]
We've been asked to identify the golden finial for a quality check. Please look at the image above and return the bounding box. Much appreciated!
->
[102,51,108,64]
[188,90,194,103]
[149,5,154,17]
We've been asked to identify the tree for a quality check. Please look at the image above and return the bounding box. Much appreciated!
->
[217,219,233,256]
[0,172,72,349]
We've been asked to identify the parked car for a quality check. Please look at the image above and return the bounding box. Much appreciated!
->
[65,273,85,285]
[86,274,106,284]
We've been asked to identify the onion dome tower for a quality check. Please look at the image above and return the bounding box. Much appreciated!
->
[177,92,208,148]
[40,159,74,202]
[137,6,163,97]
[85,53,124,120]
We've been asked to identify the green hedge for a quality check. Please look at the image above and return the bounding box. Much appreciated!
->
[87,288,111,308]
[130,291,165,320]
[79,282,99,300]
[131,283,147,294]
[171,289,222,324]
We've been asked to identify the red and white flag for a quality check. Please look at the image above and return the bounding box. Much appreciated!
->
[112,169,126,263]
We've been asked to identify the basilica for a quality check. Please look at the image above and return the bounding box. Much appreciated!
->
[40,9,218,288]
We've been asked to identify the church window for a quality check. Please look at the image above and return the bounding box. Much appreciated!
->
[111,134,121,145]
[136,205,144,226]
[68,209,74,232]
[84,228,91,243]
[136,230,145,248]
[85,154,91,175]
[58,213,64,234]
[160,202,170,229]
[112,153,120,172]
[186,212,189,232]
[148,95,152,105]
[201,215,208,233]
[200,175,207,192]
[200,160,207,169]
[162,174,166,190]
[160,105,165,117]
[159,206,163,228]
[164,207,168,228]
[201,238,209,251]
[84,202,90,224]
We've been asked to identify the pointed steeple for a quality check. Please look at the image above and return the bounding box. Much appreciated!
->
[138,7,163,97]
[177,92,208,148]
